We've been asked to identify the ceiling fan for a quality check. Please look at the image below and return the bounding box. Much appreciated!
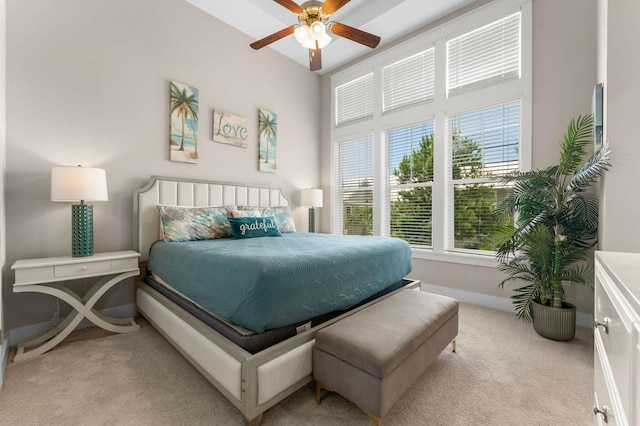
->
[250,0,381,72]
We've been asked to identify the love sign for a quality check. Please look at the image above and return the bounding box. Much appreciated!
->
[212,110,249,148]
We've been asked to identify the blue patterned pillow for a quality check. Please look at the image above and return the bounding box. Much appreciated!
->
[228,216,282,239]
[234,206,296,233]
[158,205,233,242]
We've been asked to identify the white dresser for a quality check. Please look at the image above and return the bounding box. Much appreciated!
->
[594,251,640,425]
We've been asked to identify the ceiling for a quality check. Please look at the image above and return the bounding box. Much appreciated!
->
[184,0,479,74]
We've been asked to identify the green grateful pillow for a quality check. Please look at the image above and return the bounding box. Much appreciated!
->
[234,206,296,233]
[228,216,282,239]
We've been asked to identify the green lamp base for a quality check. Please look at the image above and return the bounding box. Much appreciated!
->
[72,203,94,257]
[308,207,317,233]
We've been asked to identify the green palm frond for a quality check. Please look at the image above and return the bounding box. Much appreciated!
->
[567,141,610,192]
[510,282,539,323]
[558,115,593,175]
[495,212,548,262]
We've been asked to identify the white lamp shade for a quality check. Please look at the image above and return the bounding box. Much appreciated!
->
[51,166,109,202]
[310,21,326,39]
[300,188,323,208]
[296,25,331,49]
[294,25,311,45]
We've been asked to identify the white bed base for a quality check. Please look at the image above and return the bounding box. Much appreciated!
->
[133,176,418,425]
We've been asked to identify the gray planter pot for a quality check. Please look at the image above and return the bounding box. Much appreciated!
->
[532,300,576,341]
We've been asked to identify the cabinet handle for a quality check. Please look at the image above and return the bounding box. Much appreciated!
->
[594,317,610,334]
[593,405,608,423]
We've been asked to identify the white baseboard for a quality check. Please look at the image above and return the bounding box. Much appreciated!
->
[7,304,137,348]
[0,338,8,388]
[420,283,593,329]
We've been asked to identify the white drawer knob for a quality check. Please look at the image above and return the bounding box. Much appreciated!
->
[80,266,89,271]
[594,317,610,334]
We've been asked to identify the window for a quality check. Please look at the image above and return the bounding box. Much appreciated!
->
[388,122,434,247]
[331,0,531,262]
[382,49,435,112]
[447,12,521,96]
[447,101,520,250]
[335,135,374,235]
[335,73,374,126]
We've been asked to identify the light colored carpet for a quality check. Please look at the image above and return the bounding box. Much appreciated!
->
[0,303,593,425]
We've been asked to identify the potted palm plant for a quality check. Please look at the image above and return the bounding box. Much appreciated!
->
[494,115,609,341]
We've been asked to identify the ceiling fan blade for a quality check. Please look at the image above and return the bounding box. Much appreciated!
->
[250,25,296,50]
[309,45,322,71]
[328,22,381,49]
[321,0,350,14]
[273,0,303,14]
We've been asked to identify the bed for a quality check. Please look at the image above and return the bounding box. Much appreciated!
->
[133,176,417,425]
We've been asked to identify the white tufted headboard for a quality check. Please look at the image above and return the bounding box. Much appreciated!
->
[133,176,290,261]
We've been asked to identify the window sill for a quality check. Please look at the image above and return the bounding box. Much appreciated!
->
[411,248,499,268]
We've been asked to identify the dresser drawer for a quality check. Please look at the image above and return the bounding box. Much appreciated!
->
[595,265,634,417]
[55,260,112,278]
[594,339,622,426]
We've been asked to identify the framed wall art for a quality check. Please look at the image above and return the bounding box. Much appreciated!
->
[592,82,603,148]
[213,110,248,148]
[169,81,199,164]
[258,109,277,173]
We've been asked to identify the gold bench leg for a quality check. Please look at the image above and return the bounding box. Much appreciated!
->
[317,382,382,425]
[359,406,382,426]
[316,381,333,405]
[452,338,457,353]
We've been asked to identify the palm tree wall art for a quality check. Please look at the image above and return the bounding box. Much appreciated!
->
[170,81,199,163]
[258,109,277,173]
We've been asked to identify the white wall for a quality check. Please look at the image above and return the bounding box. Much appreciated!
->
[599,0,640,253]
[320,0,598,316]
[0,0,7,382]
[4,0,321,329]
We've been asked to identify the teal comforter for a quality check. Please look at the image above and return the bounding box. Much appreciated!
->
[147,233,412,333]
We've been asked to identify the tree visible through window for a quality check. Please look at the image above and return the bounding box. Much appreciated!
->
[389,124,434,247]
[389,126,513,250]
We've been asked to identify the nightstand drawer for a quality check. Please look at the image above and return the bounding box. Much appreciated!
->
[55,260,112,278]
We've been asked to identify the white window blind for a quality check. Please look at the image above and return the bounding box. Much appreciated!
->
[335,73,374,126]
[382,49,435,112]
[387,122,434,247]
[447,101,520,250]
[335,135,374,235]
[447,12,520,96]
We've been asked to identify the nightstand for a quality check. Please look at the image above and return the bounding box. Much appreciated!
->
[11,250,141,362]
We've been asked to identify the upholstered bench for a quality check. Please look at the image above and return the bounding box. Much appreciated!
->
[313,289,458,425]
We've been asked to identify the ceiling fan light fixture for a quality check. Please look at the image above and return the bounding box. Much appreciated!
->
[251,0,381,72]
[316,33,332,48]
[301,38,315,49]
[296,23,331,49]
[301,32,330,49]
[309,21,326,39]
[294,24,311,45]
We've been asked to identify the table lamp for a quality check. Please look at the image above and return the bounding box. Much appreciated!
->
[300,188,323,233]
[51,166,108,257]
